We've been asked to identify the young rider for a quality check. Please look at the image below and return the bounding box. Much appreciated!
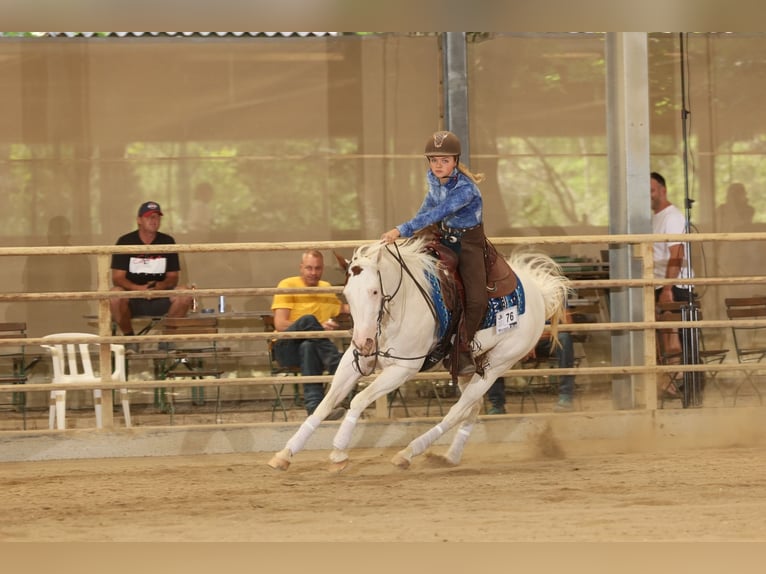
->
[381,130,488,374]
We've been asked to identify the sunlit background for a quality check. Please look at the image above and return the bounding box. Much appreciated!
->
[1,32,764,334]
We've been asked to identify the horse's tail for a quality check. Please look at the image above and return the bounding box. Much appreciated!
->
[508,250,573,346]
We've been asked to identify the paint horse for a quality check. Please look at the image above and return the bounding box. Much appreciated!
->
[268,236,570,471]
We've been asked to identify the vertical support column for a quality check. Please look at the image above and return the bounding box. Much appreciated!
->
[443,32,470,162]
[97,253,114,427]
[357,38,387,236]
[606,33,652,410]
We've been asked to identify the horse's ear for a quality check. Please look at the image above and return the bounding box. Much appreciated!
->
[334,250,350,273]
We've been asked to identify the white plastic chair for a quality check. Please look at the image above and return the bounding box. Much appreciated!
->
[41,333,131,429]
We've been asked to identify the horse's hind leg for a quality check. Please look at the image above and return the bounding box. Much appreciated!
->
[440,376,486,465]
[442,401,482,465]
[391,375,481,468]
[392,374,489,469]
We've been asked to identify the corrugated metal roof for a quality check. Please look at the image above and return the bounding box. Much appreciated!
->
[38,32,341,38]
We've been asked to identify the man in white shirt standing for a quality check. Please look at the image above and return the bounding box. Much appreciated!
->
[651,171,693,307]
[651,172,695,398]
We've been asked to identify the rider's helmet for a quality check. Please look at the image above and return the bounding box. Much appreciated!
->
[424,130,461,158]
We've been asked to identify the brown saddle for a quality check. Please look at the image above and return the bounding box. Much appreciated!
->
[427,237,518,307]
[421,237,519,380]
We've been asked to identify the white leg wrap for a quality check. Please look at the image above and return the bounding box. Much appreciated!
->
[332,412,359,451]
[409,423,445,457]
[445,424,474,464]
[285,414,320,455]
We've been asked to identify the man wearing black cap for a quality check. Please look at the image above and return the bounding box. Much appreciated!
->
[110,201,192,338]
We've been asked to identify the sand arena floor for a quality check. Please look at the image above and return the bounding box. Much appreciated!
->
[2,439,764,542]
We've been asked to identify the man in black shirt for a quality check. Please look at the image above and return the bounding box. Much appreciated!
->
[110,201,192,337]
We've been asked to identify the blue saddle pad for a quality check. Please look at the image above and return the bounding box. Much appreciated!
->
[429,272,526,337]
[480,277,526,329]
[428,272,452,339]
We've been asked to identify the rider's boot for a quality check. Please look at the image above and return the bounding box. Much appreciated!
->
[457,351,476,375]
[458,333,485,376]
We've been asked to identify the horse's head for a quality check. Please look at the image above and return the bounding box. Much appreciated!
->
[342,244,384,356]
[343,237,439,363]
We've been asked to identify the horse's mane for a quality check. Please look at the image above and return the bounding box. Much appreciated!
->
[353,237,438,294]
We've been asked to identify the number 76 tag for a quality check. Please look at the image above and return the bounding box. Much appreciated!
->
[495,305,519,333]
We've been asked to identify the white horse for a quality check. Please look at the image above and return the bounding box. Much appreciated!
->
[268,236,570,471]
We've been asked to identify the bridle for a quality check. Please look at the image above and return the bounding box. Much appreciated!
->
[350,242,439,376]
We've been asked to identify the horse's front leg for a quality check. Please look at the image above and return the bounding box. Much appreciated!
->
[392,371,492,469]
[268,351,363,471]
[329,363,418,472]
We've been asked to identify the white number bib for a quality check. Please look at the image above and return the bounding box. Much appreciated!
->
[129,256,167,275]
[495,305,519,333]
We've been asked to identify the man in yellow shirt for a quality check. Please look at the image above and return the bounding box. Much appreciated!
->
[271,250,349,420]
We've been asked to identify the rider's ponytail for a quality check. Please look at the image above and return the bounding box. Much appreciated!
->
[457,162,485,184]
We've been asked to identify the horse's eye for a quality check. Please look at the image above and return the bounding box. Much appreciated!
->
[372,290,378,295]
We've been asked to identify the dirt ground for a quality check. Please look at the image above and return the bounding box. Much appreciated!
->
[2,439,765,542]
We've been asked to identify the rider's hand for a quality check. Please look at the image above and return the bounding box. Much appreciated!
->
[381,228,401,244]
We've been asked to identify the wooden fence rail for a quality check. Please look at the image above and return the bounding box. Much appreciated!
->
[2,231,765,426]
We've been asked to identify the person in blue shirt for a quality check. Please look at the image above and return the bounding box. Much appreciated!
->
[381,130,488,375]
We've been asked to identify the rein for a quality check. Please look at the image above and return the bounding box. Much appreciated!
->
[351,242,440,375]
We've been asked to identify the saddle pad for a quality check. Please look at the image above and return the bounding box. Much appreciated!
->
[428,271,452,339]
[480,276,526,329]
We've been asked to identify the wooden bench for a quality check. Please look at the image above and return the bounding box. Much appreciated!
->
[153,316,225,423]
[0,322,41,429]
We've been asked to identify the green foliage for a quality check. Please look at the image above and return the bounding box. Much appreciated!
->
[124,138,361,235]
[497,136,608,228]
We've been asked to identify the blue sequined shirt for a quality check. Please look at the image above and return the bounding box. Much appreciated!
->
[396,169,483,237]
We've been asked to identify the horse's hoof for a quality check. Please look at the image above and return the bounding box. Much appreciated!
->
[391,452,411,470]
[267,455,291,471]
[329,459,349,473]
